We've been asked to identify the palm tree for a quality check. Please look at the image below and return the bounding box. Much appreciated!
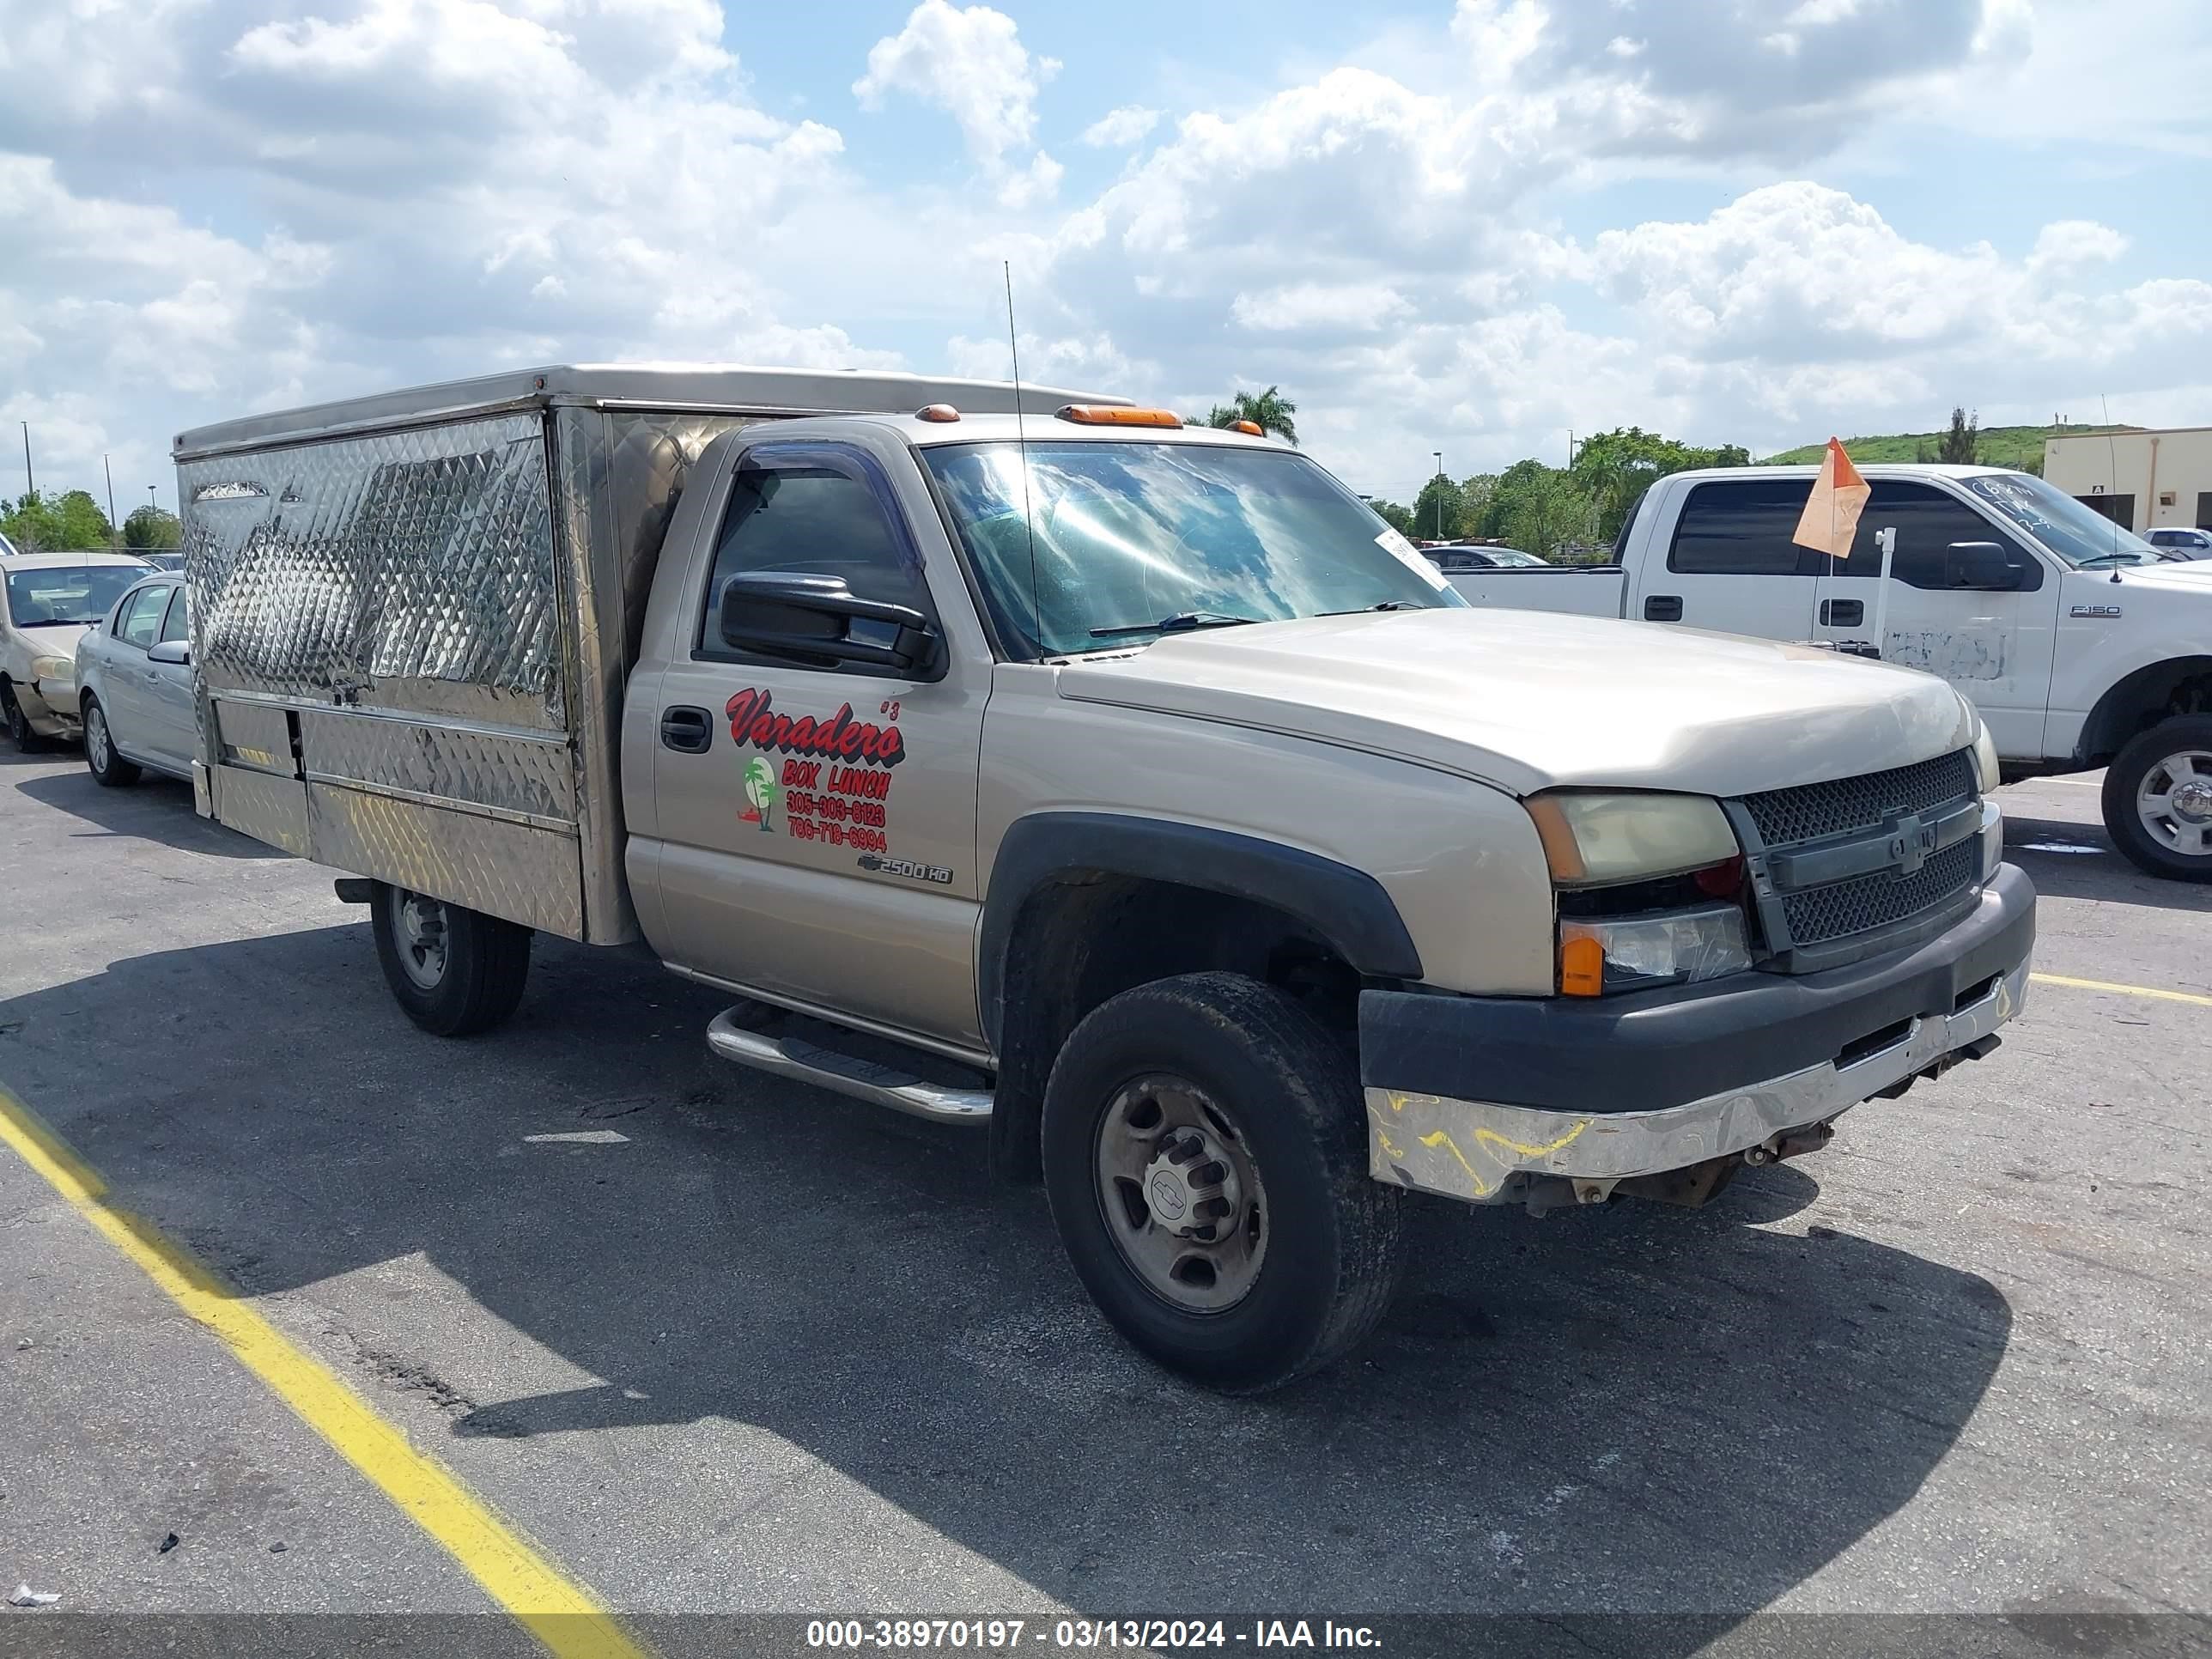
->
[1203,386,1298,446]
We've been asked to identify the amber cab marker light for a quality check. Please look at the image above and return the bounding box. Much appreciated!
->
[1559,935,1606,998]
[1054,404,1183,428]
[1231,419,1264,436]
[916,404,961,422]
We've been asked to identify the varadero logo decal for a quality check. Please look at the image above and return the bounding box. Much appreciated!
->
[2069,605,2122,619]
[724,688,905,765]
[857,854,953,885]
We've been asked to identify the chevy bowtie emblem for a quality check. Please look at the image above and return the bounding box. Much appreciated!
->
[1887,811,1937,877]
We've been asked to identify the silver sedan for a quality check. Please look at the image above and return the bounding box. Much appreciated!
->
[73,572,197,786]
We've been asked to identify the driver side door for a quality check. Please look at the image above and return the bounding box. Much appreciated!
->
[648,439,991,1050]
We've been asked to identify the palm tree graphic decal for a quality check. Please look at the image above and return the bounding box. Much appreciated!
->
[741,756,781,832]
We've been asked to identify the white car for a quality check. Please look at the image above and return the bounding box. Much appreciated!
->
[74,569,196,785]
[1,550,153,750]
[2146,526,2212,558]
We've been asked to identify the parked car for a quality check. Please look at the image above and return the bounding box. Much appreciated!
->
[2146,526,2212,558]
[1,550,153,749]
[170,365,2031,1392]
[1439,463,2212,881]
[75,569,194,786]
[137,551,186,572]
[1425,544,1549,570]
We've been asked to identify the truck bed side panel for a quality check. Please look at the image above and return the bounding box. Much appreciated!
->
[1445,567,1628,617]
[181,412,592,936]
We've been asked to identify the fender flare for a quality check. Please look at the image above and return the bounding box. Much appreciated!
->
[977,811,1425,1049]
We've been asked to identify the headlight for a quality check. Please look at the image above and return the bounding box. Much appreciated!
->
[1523,791,1740,886]
[1560,904,1751,996]
[31,654,74,685]
[1971,724,2000,795]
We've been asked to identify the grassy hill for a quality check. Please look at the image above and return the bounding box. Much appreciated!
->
[1763,423,2138,471]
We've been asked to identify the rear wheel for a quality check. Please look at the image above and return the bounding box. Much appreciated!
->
[369,883,533,1036]
[1041,971,1404,1394]
[82,696,140,787]
[2,682,45,753]
[2103,716,2212,883]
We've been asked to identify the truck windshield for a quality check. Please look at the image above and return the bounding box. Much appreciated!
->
[1961,473,2163,568]
[921,441,1461,658]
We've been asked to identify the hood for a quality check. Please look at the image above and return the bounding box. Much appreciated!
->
[2093,559,2212,592]
[1054,609,1976,799]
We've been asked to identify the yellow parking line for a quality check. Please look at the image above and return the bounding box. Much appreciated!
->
[0,1083,648,1659]
[2032,972,2212,1009]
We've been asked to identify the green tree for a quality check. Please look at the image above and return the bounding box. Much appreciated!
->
[1365,497,1416,536]
[1569,426,1749,544]
[1938,406,1979,465]
[1410,472,1466,540]
[1,489,113,552]
[1457,472,1498,538]
[124,505,183,550]
[1202,385,1299,445]
[1501,470,1599,562]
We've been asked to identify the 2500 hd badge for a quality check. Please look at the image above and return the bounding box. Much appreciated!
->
[857,854,954,885]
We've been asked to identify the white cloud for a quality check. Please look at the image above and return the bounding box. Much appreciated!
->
[854,0,1060,202]
[1081,105,1161,149]
[1231,283,1413,334]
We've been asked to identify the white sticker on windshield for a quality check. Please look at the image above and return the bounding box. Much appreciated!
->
[1376,526,1451,590]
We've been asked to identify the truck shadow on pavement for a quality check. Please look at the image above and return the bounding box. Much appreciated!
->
[2002,812,2212,910]
[0,924,2011,1635]
[10,764,287,861]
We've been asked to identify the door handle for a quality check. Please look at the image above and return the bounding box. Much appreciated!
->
[1819,599,1864,627]
[659,705,713,754]
[1644,595,1683,622]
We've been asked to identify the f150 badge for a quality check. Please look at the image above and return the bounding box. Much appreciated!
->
[2070,604,2122,619]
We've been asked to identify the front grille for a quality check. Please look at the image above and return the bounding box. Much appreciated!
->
[1780,837,1978,947]
[1744,750,1975,848]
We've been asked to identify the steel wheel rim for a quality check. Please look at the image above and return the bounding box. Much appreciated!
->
[1094,1073,1267,1314]
[390,889,451,989]
[2136,749,2212,857]
[86,703,109,770]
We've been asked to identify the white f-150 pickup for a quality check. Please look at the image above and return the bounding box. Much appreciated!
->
[1444,463,2212,881]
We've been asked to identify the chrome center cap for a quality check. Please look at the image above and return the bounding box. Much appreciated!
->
[2175,781,2212,822]
[1139,1128,1242,1241]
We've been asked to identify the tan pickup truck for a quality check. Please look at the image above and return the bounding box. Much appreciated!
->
[170,365,2035,1391]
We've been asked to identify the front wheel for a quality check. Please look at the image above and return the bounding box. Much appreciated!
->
[3,683,45,753]
[369,883,533,1036]
[82,696,140,787]
[2103,716,2212,882]
[1041,972,1404,1394]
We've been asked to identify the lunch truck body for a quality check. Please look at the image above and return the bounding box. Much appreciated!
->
[171,368,2034,1390]
[1443,462,2212,882]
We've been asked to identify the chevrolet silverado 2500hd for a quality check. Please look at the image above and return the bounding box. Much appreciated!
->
[1447,462,2212,883]
[173,368,2035,1391]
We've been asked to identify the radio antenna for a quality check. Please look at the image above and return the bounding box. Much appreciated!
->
[1005,260,1043,649]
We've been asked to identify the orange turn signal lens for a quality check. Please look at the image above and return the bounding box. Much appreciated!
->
[1231,419,1264,436]
[1054,404,1183,428]
[916,404,961,422]
[1559,934,1606,998]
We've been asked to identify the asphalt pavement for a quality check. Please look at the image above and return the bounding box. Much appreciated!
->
[0,748,2206,1655]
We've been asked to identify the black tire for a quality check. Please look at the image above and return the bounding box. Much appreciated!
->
[2102,715,2212,883]
[81,695,141,787]
[2,682,46,753]
[369,882,533,1036]
[1041,971,1404,1394]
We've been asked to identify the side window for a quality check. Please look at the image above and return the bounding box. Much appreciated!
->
[158,586,190,644]
[1829,483,2035,590]
[695,451,933,672]
[1666,480,1813,575]
[117,586,167,648]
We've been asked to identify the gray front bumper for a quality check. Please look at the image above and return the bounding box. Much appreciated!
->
[1367,947,2029,1206]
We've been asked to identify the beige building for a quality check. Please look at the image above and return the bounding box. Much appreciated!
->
[2045,426,2212,532]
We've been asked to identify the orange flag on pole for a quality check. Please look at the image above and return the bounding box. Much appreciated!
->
[1792,437,1869,560]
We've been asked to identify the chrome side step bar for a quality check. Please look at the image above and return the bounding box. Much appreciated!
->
[705,1006,994,1124]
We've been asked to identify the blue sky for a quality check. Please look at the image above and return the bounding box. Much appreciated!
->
[3,0,2209,514]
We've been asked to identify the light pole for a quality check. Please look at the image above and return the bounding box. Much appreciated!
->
[1431,450,1443,539]
[104,455,119,545]
[20,422,31,500]
[147,485,157,513]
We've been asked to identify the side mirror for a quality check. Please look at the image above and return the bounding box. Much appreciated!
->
[147,639,191,665]
[718,570,936,675]
[1944,541,2021,592]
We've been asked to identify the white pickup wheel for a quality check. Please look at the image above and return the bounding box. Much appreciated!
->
[368,883,534,1036]
[1040,971,1404,1394]
[2104,715,2212,882]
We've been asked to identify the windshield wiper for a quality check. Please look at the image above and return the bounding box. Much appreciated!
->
[1322,600,1426,615]
[1090,611,1261,639]
[2076,552,2148,569]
